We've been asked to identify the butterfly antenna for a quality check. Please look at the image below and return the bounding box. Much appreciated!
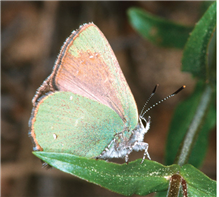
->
[140,84,159,117]
[141,85,186,118]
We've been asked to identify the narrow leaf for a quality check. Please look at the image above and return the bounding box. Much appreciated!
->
[127,7,193,48]
[180,164,216,196]
[165,81,215,168]
[188,91,215,167]
[33,151,180,196]
[182,2,216,80]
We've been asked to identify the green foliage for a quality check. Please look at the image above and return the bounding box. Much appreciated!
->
[165,81,216,168]
[181,164,216,196]
[33,152,216,196]
[182,2,216,80]
[127,7,193,48]
[165,2,216,169]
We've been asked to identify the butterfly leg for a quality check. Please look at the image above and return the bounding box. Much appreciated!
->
[140,142,150,164]
[130,141,150,164]
[124,140,139,163]
[96,137,116,160]
[124,147,131,163]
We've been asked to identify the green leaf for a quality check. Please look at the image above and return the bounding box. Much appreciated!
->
[180,164,216,196]
[154,191,168,197]
[207,30,216,86]
[165,81,215,168]
[127,7,193,48]
[156,164,216,197]
[188,91,216,167]
[199,1,215,18]
[182,2,216,80]
[33,151,180,196]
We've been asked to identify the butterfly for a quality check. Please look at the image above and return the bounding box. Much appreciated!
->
[29,22,184,164]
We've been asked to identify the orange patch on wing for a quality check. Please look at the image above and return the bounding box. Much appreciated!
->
[30,98,47,151]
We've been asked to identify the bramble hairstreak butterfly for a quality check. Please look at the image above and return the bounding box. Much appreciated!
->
[29,22,185,164]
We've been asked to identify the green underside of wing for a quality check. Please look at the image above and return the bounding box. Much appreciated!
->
[33,92,131,158]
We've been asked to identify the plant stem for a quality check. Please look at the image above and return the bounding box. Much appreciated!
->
[166,174,182,197]
[174,84,212,166]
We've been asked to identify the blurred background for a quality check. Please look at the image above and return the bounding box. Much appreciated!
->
[1,1,215,197]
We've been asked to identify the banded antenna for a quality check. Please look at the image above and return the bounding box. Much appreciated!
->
[140,85,186,119]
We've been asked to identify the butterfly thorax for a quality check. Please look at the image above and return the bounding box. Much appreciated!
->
[97,116,151,162]
[129,117,151,144]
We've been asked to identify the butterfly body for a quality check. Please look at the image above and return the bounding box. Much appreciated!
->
[97,117,151,163]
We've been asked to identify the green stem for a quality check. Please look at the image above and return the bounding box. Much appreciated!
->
[166,174,182,197]
[174,84,212,166]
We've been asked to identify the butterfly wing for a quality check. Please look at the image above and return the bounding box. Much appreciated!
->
[31,92,124,157]
[34,23,138,130]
